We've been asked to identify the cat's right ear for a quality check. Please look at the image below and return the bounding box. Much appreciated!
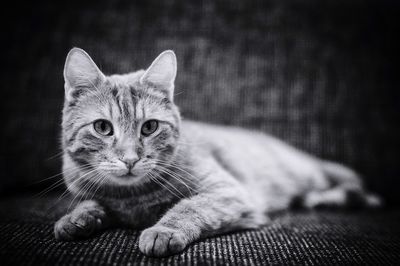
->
[63,48,105,101]
[139,50,177,100]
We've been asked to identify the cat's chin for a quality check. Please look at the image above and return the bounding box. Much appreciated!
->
[108,173,149,186]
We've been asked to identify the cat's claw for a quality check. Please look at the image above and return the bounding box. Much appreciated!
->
[139,226,187,257]
[54,212,102,241]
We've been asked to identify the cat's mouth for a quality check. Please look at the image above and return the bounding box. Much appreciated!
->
[119,173,137,178]
[107,171,146,186]
[105,165,155,185]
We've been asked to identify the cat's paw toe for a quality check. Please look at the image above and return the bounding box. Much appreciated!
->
[54,212,101,241]
[139,226,187,257]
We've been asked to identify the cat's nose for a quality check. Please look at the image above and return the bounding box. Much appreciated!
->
[120,156,140,170]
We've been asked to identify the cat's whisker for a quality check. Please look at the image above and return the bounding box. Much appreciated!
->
[89,172,109,202]
[55,167,95,209]
[66,168,99,212]
[35,165,91,199]
[73,172,101,206]
[156,166,199,188]
[176,141,206,146]
[83,170,108,202]
[152,171,187,198]
[83,168,107,201]
[34,179,68,199]
[83,77,109,103]
[45,150,65,161]
[33,164,92,185]
[156,166,198,188]
[162,161,199,181]
[46,172,89,213]
[148,174,183,200]
[153,160,199,187]
[51,166,105,212]
[81,174,100,203]
[148,172,185,199]
[154,167,197,196]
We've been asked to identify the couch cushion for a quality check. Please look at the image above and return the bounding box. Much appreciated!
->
[0,195,399,265]
[2,0,400,204]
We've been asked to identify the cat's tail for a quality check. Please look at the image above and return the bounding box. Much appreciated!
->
[303,160,383,209]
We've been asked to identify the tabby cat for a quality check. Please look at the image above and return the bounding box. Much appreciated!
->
[55,48,380,257]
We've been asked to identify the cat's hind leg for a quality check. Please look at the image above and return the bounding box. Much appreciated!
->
[303,188,381,209]
[303,161,382,209]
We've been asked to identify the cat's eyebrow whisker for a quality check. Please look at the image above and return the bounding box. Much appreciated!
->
[83,76,108,103]
[86,89,105,103]
[148,172,185,199]
[73,76,104,103]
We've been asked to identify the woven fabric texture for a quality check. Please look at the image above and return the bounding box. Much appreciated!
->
[1,1,400,265]
[0,195,399,266]
[1,0,400,203]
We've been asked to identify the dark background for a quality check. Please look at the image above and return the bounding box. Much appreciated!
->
[1,0,399,204]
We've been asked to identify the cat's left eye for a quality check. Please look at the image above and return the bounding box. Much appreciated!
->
[141,120,159,136]
[93,119,113,136]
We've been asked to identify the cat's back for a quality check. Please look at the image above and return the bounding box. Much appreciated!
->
[179,120,328,211]
[180,120,324,188]
[181,120,264,146]
[181,120,319,169]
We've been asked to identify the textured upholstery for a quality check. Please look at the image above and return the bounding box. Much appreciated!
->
[0,195,399,265]
[1,0,400,265]
[2,0,399,203]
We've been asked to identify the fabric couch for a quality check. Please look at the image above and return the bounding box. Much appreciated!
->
[1,0,399,264]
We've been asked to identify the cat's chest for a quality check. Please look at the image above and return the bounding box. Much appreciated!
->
[100,194,177,228]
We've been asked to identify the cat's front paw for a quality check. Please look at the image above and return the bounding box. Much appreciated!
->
[139,226,188,257]
[54,211,102,241]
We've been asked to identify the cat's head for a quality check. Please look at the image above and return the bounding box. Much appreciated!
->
[62,48,180,188]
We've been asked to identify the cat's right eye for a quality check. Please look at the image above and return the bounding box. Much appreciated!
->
[93,119,114,136]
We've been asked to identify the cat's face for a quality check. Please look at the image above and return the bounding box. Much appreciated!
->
[62,48,180,187]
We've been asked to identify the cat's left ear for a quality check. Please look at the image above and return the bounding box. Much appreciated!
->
[140,50,177,100]
[63,48,105,101]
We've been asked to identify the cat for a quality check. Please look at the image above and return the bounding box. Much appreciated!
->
[55,48,381,257]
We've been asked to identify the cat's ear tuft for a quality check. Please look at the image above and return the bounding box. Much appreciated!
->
[63,48,105,101]
[140,50,177,100]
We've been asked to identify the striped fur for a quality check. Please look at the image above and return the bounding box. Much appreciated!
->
[55,48,381,257]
